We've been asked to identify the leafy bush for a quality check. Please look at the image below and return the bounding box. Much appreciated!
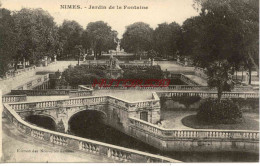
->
[197,99,242,124]
[122,65,163,80]
[62,65,107,86]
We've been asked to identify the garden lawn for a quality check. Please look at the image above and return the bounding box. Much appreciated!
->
[182,112,259,130]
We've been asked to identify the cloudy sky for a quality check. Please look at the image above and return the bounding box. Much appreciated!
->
[1,0,199,37]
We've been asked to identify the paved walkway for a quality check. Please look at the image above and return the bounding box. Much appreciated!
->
[0,61,78,95]
[36,61,78,73]
[0,75,45,95]
[1,118,114,163]
[155,61,195,74]
[160,110,196,129]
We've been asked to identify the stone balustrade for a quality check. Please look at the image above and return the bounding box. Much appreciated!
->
[180,74,199,86]
[3,104,179,163]
[11,89,92,98]
[15,74,50,91]
[156,91,259,99]
[2,95,27,103]
[84,84,256,92]
[11,89,71,96]
[83,60,152,67]
[129,117,259,140]
[1,66,36,80]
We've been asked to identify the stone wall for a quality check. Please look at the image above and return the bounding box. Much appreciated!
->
[128,117,259,153]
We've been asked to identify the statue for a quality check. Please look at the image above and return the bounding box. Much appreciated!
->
[107,54,123,79]
[109,54,121,70]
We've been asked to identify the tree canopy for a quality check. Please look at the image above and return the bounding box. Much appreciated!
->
[121,22,153,57]
[86,21,118,58]
[0,8,17,76]
[13,8,60,65]
[153,22,182,59]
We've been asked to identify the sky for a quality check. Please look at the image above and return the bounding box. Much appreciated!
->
[1,0,199,38]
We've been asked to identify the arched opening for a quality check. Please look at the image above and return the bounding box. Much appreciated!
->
[68,110,107,140]
[68,109,158,153]
[25,115,56,131]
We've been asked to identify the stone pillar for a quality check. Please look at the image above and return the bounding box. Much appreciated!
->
[54,55,57,63]
[44,56,48,66]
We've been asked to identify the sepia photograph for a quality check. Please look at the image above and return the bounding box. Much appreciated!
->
[0,0,259,163]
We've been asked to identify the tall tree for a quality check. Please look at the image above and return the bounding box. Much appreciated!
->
[181,16,202,58]
[13,8,60,65]
[0,8,17,76]
[58,20,84,59]
[189,0,252,101]
[192,0,259,85]
[121,22,153,59]
[86,21,117,59]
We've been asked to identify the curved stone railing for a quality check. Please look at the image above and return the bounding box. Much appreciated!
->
[3,104,179,163]
[129,117,259,140]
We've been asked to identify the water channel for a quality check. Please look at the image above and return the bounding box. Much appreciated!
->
[26,110,259,162]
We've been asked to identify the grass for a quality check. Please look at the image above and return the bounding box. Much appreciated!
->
[181,114,259,130]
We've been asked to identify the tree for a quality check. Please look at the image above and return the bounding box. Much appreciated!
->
[186,0,259,100]
[0,8,17,76]
[13,8,60,65]
[86,21,117,59]
[192,0,259,85]
[58,20,84,59]
[181,16,202,58]
[121,22,153,59]
[154,22,182,59]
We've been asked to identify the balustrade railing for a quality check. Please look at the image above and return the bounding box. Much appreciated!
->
[129,117,259,140]
[2,95,27,103]
[1,66,36,80]
[156,91,259,99]
[84,84,255,92]
[3,104,179,163]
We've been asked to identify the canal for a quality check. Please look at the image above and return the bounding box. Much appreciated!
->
[25,109,258,162]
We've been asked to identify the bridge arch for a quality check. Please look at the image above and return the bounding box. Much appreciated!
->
[25,114,56,131]
[67,109,108,134]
